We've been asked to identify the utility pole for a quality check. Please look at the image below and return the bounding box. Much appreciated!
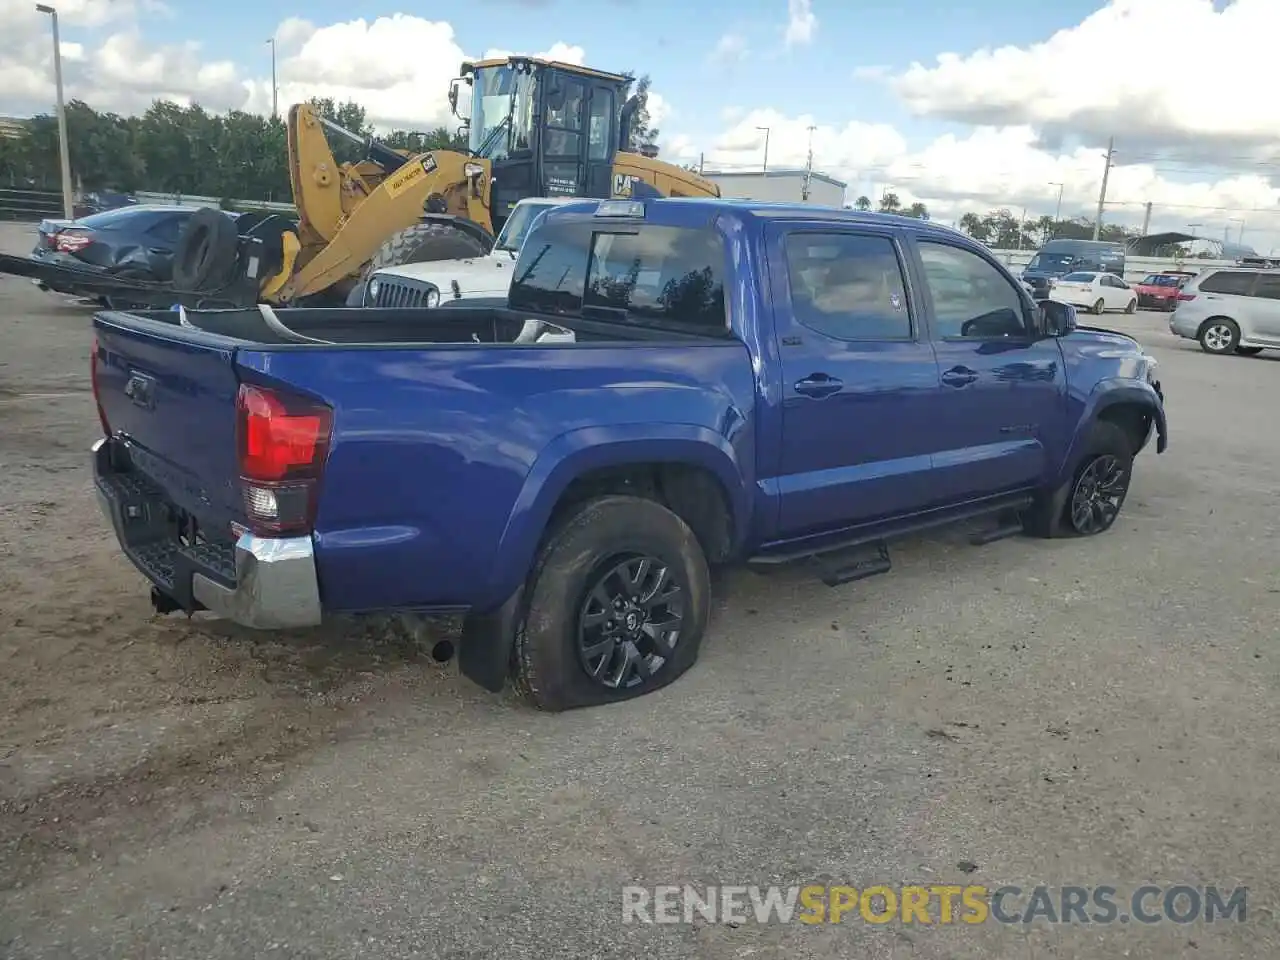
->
[36,4,73,220]
[756,126,770,173]
[1017,206,1027,250]
[1140,201,1152,237]
[698,152,704,175]
[266,38,278,119]
[802,124,816,202]
[1092,136,1114,241]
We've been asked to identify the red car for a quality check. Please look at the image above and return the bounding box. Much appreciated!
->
[1134,271,1196,311]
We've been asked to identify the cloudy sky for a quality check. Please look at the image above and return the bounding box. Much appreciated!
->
[2,0,1278,252]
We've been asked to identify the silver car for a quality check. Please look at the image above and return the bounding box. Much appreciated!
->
[1169,268,1280,356]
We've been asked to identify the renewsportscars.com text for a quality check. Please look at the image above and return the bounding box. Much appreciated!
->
[621,884,1248,926]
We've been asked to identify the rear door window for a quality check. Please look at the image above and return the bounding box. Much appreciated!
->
[146,214,190,245]
[783,232,912,340]
[1062,272,1095,282]
[509,218,728,333]
[1198,271,1258,296]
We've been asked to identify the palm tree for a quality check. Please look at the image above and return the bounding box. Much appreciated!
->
[853,195,871,211]
[958,212,985,238]
[878,192,901,214]
[905,201,929,220]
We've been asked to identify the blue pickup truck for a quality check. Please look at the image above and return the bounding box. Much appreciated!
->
[91,198,1167,711]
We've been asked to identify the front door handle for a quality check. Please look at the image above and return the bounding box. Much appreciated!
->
[942,366,978,387]
[794,374,843,398]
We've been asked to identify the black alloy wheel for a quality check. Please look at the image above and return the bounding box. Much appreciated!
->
[576,554,685,689]
[1067,454,1129,535]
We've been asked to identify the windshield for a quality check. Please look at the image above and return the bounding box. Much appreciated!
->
[467,64,538,159]
[1027,252,1075,272]
[495,202,556,252]
[1142,274,1181,286]
[1062,272,1095,282]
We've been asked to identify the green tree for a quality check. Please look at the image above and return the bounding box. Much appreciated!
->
[878,192,901,214]
[853,195,871,211]
[903,201,930,220]
[621,73,659,152]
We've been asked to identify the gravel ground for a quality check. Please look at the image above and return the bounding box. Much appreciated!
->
[1,220,1277,959]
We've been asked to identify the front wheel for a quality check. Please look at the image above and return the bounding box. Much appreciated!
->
[512,495,711,711]
[1023,421,1134,539]
[1198,318,1240,354]
[1092,298,1106,315]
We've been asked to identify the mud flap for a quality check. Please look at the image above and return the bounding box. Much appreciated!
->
[458,585,524,693]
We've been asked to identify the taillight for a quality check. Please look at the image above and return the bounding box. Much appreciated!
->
[89,337,111,435]
[235,383,332,537]
[55,230,91,253]
[1176,292,1196,301]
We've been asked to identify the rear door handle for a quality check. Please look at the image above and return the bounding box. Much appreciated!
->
[942,366,978,387]
[794,374,843,398]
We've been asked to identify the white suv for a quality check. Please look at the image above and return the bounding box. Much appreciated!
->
[1169,268,1280,356]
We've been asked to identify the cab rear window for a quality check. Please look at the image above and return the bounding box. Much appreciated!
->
[508,219,728,334]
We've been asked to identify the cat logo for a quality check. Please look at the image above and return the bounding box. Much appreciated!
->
[612,173,637,198]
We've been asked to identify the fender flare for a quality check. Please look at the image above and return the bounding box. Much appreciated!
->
[1057,378,1167,487]
[485,424,752,607]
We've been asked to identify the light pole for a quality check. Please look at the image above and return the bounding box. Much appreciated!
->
[266,38,278,119]
[1228,217,1244,246]
[35,3,73,220]
[1048,181,1064,235]
[755,125,770,173]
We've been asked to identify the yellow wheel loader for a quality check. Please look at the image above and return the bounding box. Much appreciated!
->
[170,57,721,306]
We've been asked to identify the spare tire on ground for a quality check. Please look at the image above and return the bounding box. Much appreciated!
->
[173,207,240,292]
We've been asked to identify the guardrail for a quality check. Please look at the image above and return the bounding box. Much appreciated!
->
[133,191,296,215]
[0,187,61,222]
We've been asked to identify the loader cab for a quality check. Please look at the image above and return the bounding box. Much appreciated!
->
[457,57,630,233]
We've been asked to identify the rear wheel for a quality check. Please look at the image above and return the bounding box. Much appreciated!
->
[1198,318,1240,354]
[1092,298,1106,315]
[1125,298,1137,314]
[512,495,711,712]
[364,222,489,282]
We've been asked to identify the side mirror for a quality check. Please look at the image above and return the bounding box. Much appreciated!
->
[1039,299,1077,336]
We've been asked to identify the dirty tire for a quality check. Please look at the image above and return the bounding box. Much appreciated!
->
[1198,318,1240,355]
[1023,421,1134,539]
[364,222,488,278]
[512,495,711,712]
[1125,298,1137,314]
[1092,298,1106,315]
[172,207,239,292]
[1234,346,1263,357]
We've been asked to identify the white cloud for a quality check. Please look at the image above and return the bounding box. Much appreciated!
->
[887,0,1280,160]
[784,0,817,48]
[709,32,748,64]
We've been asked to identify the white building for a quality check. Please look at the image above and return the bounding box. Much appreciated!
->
[703,168,847,208]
